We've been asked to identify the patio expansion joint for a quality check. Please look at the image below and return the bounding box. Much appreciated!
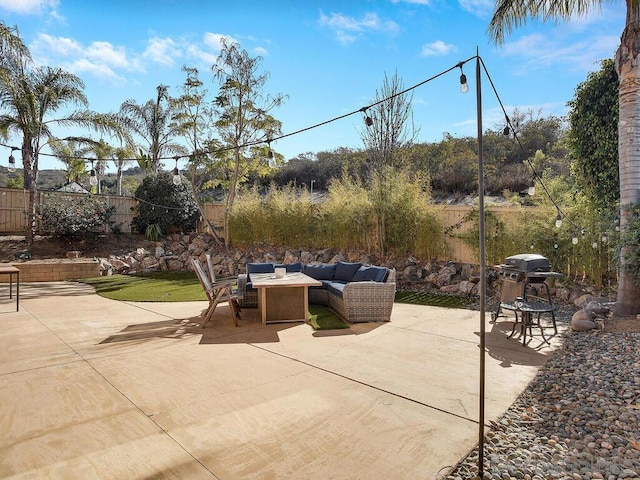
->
[248,343,481,426]
[22,306,222,479]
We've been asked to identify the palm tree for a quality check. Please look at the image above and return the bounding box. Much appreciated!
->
[488,0,640,315]
[119,85,185,174]
[0,29,129,248]
[48,138,91,183]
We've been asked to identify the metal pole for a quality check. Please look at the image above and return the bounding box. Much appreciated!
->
[476,52,486,478]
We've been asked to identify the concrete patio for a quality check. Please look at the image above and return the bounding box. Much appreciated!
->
[0,282,566,479]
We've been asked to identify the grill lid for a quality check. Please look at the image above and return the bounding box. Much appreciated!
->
[502,253,551,272]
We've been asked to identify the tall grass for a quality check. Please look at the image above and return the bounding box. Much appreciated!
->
[229,171,448,259]
[228,175,617,288]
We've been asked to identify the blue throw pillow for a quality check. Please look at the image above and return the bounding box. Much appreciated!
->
[368,266,389,282]
[352,266,371,282]
[275,262,302,273]
[246,263,275,282]
[303,263,336,280]
[352,265,388,282]
[334,261,363,282]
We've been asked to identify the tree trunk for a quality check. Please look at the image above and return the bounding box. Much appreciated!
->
[615,10,640,315]
[224,146,242,247]
[22,142,36,250]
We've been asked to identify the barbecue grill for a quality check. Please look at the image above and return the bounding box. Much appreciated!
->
[492,253,563,324]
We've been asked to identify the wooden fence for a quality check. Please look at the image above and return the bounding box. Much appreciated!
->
[0,187,539,264]
[0,187,226,235]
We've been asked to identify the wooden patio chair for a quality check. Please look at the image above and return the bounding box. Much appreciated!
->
[191,256,242,328]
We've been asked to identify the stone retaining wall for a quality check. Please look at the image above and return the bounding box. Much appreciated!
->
[96,232,608,305]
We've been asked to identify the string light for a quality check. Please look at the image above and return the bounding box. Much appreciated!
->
[458,63,469,94]
[555,212,563,228]
[89,160,98,186]
[8,147,17,173]
[572,233,579,245]
[503,115,510,136]
[266,141,276,168]
[172,157,181,186]
[359,107,373,127]
[527,186,535,196]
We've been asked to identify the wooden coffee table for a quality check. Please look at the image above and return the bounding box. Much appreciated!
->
[250,272,321,325]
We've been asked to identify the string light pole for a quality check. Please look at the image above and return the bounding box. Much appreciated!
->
[475,52,487,479]
[461,52,487,478]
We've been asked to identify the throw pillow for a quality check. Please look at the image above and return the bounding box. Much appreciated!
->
[334,261,363,282]
[303,263,336,280]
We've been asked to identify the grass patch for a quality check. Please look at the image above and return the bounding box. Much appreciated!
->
[308,304,350,330]
[81,271,207,302]
[395,290,471,309]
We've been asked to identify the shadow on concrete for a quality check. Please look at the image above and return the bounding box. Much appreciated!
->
[475,320,561,368]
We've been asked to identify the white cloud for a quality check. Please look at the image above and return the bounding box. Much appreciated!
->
[318,11,400,44]
[29,33,144,86]
[500,33,619,74]
[458,0,493,18]
[202,33,238,52]
[421,40,456,57]
[67,58,125,83]
[143,36,181,67]
[0,0,58,14]
[253,46,269,57]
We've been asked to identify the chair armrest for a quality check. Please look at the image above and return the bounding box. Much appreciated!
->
[342,281,396,322]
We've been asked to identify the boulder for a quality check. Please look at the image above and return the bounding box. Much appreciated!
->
[571,309,597,331]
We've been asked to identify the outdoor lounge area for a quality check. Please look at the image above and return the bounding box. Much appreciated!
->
[238,261,396,324]
[0,281,567,479]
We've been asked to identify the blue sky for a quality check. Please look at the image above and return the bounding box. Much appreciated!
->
[0,0,625,171]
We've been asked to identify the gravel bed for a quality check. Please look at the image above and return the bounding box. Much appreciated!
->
[443,315,640,480]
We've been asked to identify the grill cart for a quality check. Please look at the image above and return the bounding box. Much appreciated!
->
[492,254,563,345]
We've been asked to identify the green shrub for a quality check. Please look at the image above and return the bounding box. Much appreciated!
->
[37,194,116,237]
[132,172,199,235]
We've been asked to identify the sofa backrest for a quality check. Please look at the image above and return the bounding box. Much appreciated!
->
[304,261,394,283]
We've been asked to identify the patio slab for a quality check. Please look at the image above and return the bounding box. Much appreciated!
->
[0,282,566,479]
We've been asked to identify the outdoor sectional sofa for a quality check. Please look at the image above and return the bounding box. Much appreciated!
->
[237,261,396,323]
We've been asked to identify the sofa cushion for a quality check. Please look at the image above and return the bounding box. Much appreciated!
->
[246,262,275,282]
[334,261,363,282]
[353,266,389,283]
[304,263,336,280]
[309,280,331,290]
[275,262,303,273]
[327,281,347,298]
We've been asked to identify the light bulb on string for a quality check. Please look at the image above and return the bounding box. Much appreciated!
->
[555,212,563,228]
[554,240,559,249]
[572,233,579,245]
[266,141,276,168]
[360,107,373,127]
[8,148,17,173]
[527,185,535,196]
[172,157,181,185]
[89,161,98,186]
[592,241,598,249]
[458,63,469,94]
[503,115,510,136]
[601,234,608,243]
